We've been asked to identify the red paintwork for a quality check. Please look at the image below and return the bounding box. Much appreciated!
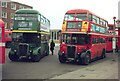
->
[60,33,106,60]
[5,30,12,42]
[66,9,107,21]
[60,9,107,61]
[107,24,120,51]
[118,27,120,49]
[0,19,5,64]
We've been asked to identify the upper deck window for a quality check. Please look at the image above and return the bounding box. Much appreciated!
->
[92,15,100,24]
[14,14,38,21]
[64,13,87,21]
[64,14,75,20]
[76,13,87,20]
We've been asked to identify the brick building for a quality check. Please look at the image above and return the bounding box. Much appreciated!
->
[0,0,33,29]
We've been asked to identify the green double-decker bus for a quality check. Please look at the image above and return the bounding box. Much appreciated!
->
[9,9,50,62]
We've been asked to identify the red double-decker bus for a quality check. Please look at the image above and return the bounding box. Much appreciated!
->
[0,19,5,64]
[5,30,12,48]
[106,24,120,52]
[58,9,108,65]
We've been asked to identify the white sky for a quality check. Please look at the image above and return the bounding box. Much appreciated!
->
[12,0,119,29]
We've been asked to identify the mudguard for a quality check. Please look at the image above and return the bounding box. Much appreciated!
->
[80,50,91,58]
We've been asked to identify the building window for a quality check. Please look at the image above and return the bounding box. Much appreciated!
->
[10,23,13,29]
[2,2,7,8]
[11,3,16,10]
[11,13,14,19]
[19,5,24,9]
[2,12,7,18]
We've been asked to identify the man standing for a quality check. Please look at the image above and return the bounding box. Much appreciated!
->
[50,40,55,55]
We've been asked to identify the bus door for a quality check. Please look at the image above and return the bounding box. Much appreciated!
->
[0,20,5,64]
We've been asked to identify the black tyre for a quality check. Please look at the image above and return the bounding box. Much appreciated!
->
[58,55,66,63]
[31,54,41,62]
[82,53,91,65]
[8,54,19,61]
[101,49,106,59]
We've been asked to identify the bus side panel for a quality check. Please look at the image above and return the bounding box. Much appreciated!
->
[106,41,112,51]
[90,35,98,59]
[98,36,106,56]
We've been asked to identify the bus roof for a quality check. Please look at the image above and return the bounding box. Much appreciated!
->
[15,9,40,14]
[66,9,107,22]
[108,24,114,26]
[66,9,92,14]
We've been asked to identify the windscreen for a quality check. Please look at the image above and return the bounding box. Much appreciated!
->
[12,33,40,44]
[64,13,87,21]
[62,33,90,45]
[71,34,90,45]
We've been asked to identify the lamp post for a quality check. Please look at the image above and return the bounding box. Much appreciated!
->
[112,17,116,61]
[116,20,120,53]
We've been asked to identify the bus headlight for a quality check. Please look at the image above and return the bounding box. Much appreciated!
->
[29,50,33,53]
[14,50,17,52]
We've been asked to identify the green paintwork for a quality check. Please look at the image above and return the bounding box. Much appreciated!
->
[15,9,40,14]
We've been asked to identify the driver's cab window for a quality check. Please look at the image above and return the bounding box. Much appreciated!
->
[62,34,71,44]
[12,33,23,42]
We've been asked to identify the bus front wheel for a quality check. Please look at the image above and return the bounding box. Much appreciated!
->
[58,55,66,63]
[80,52,91,65]
[9,54,19,61]
[31,54,41,62]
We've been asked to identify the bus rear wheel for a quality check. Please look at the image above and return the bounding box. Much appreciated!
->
[81,53,91,65]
